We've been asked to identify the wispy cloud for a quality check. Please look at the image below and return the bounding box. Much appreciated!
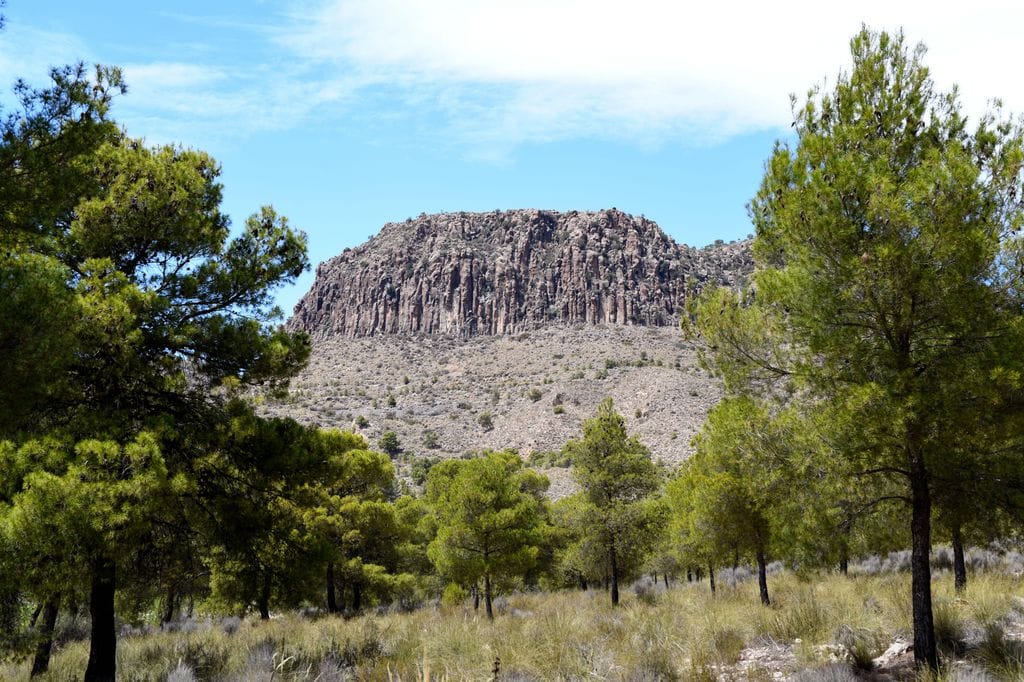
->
[4,2,1022,157]
[280,0,1024,153]
[0,23,92,98]
[115,61,333,146]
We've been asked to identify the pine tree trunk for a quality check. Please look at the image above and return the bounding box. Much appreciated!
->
[326,563,340,613]
[484,573,493,621]
[352,580,362,613]
[757,547,770,606]
[663,573,669,589]
[84,558,116,682]
[910,453,938,671]
[609,546,620,607]
[687,567,693,583]
[579,575,588,591]
[839,521,851,576]
[473,583,480,610]
[30,595,59,677]
[952,524,967,594]
[258,572,271,620]
[708,561,716,595]
[161,587,176,625]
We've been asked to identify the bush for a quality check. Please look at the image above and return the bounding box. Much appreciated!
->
[386,394,397,407]
[422,430,440,449]
[355,415,369,428]
[478,412,494,431]
[834,625,885,670]
[379,431,401,455]
[441,583,468,608]
[527,388,543,402]
[410,456,436,485]
[934,597,966,655]
[553,405,565,415]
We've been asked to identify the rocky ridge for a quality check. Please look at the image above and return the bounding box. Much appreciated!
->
[273,209,753,487]
[288,209,751,338]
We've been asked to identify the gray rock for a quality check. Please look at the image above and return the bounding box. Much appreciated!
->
[288,209,752,338]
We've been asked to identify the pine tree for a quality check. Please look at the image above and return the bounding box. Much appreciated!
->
[564,399,663,606]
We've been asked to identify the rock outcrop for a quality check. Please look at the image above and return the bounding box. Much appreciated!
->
[289,209,751,338]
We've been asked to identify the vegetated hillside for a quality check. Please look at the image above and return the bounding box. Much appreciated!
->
[288,208,751,338]
[272,209,752,488]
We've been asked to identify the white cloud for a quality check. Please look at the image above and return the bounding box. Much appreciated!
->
[282,0,1024,148]
[5,2,1021,156]
[112,60,369,148]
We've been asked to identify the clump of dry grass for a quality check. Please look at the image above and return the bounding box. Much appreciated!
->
[5,571,1024,680]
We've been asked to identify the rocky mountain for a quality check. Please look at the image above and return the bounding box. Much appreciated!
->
[271,209,753,491]
[288,209,751,338]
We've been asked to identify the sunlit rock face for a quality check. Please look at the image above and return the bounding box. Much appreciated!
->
[288,208,752,339]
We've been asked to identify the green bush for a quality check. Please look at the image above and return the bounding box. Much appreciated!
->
[379,431,401,455]
[410,456,436,485]
[441,583,469,608]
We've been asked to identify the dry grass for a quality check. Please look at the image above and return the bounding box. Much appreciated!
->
[5,571,1024,680]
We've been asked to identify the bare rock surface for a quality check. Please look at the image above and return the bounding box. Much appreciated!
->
[288,208,751,338]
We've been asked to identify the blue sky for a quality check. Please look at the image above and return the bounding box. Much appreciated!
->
[2,1,1021,316]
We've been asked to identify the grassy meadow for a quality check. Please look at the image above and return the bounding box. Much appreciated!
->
[5,561,1024,681]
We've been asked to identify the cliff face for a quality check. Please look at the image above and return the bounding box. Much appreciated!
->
[288,209,752,338]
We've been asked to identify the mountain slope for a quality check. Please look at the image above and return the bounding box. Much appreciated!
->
[272,209,751,483]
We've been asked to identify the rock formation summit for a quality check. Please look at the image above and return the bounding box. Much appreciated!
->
[288,209,751,338]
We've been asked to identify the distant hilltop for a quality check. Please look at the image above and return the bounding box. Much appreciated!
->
[288,209,753,338]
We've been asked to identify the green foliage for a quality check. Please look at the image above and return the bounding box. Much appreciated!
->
[425,451,550,618]
[201,407,350,616]
[562,398,664,604]
[0,253,79,433]
[0,62,310,675]
[379,431,401,456]
[568,398,661,508]
[690,27,1024,667]
[441,582,468,607]
[526,450,571,468]
[526,388,543,402]
[409,455,438,485]
[477,411,494,431]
